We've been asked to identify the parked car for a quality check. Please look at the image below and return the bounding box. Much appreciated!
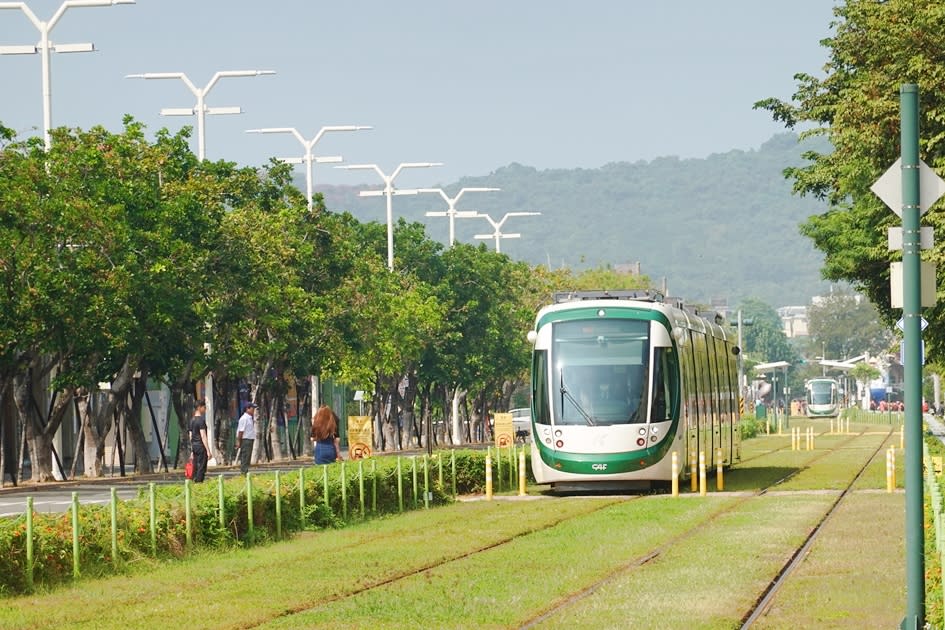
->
[510,407,531,443]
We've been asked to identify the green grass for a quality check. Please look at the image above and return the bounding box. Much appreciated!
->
[0,428,918,629]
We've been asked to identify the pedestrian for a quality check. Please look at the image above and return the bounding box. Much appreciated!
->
[189,399,212,483]
[311,404,343,464]
[236,402,258,474]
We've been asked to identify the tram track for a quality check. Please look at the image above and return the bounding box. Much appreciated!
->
[517,426,892,628]
[738,425,895,628]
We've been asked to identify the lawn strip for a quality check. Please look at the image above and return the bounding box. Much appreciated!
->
[259,496,739,629]
[535,493,837,629]
[0,497,619,629]
[750,492,904,629]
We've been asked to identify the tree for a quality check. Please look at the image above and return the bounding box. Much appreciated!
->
[806,288,892,361]
[754,0,945,362]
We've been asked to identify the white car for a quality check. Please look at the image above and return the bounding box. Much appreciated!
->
[510,407,531,443]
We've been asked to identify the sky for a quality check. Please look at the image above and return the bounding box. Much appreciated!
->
[1,1,838,189]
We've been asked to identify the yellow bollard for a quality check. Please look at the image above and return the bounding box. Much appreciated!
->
[518,450,526,496]
[830,418,834,434]
[699,451,707,496]
[715,448,723,491]
[778,416,783,435]
[485,453,493,501]
[690,451,697,492]
[886,448,894,492]
[807,426,814,451]
[890,446,896,488]
[671,452,679,497]
[900,426,904,450]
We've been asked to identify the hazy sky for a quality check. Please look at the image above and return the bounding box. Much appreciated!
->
[1,1,837,188]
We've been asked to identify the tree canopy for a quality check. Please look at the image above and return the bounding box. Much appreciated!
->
[754,0,945,361]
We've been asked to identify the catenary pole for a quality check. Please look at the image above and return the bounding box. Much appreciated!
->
[900,83,924,630]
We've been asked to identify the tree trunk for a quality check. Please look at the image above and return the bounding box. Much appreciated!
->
[81,355,137,478]
[124,369,154,474]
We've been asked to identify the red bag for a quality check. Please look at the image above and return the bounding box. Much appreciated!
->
[185,456,194,479]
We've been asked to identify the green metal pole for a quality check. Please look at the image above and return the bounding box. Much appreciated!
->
[358,460,365,519]
[275,471,282,541]
[184,479,192,551]
[397,456,404,513]
[900,83,925,629]
[299,467,305,519]
[246,473,254,546]
[217,474,225,529]
[149,482,157,556]
[340,462,347,521]
[110,487,118,566]
[25,496,33,591]
[71,492,80,579]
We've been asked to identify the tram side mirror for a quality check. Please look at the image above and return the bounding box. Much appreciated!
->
[732,346,741,356]
[527,330,538,344]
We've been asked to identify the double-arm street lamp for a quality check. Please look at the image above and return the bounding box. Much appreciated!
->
[0,0,135,152]
[419,187,500,246]
[126,69,275,160]
[473,211,541,253]
[337,162,442,271]
[246,125,372,211]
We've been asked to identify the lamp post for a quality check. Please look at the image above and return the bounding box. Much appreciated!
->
[126,69,275,160]
[246,125,372,211]
[0,0,135,152]
[336,162,442,271]
[419,187,500,246]
[473,211,541,253]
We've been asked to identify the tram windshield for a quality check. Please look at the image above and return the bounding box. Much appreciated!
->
[807,380,837,405]
[551,319,651,425]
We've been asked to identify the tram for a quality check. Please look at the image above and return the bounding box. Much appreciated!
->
[526,290,741,491]
[805,377,840,418]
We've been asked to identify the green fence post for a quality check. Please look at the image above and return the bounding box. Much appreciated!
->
[184,479,192,551]
[71,491,80,579]
[340,462,348,521]
[149,482,157,557]
[496,447,502,492]
[322,465,329,507]
[299,467,305,519]
[423,455,430,509]
[371,458,377,514]
[110,487,118,566]
[358,460,365,519]
[451,449,456,497]
[411,456,418,509]
[25,496,33,591]
[438,453,444,488]
[275,471,282,540]
[246,473,254,546]
[397,457,404,513]
[217,475,225,529]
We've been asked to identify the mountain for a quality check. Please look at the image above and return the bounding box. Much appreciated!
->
[319,133,832,308]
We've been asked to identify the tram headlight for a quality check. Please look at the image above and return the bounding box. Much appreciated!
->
[638,428,646,436]
[636,438,646,446]
[556,440,564,448]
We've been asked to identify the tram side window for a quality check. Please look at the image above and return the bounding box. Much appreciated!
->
[650,347,676,422]
[533,350,551,425]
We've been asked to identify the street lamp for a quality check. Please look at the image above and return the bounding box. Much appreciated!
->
[246,125,372,211]
[473,211,541,253]
[336,162,443,270]
[0,0,135,152]
[126,69,275,160]
[419,187,500,246]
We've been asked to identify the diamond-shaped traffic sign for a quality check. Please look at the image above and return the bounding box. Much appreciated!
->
[871,158,945,216]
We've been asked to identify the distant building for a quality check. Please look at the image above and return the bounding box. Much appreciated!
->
[777,305,808,338]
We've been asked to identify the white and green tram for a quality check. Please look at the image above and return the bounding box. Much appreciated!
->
[805,377,840,418]
[527,290,741,491]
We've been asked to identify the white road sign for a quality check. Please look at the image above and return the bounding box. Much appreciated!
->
[871,157,945,215]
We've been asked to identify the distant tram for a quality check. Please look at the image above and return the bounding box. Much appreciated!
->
[526,290,741,491]
[805,377,840,418]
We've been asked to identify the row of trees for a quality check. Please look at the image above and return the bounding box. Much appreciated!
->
[1,119,618,482]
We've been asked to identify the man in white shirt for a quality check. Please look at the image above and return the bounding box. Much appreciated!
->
[236,402,258,474]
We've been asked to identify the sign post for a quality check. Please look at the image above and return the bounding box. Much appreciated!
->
[871,84,945,629]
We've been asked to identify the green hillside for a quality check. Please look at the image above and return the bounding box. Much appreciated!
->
[320,133,831,308]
